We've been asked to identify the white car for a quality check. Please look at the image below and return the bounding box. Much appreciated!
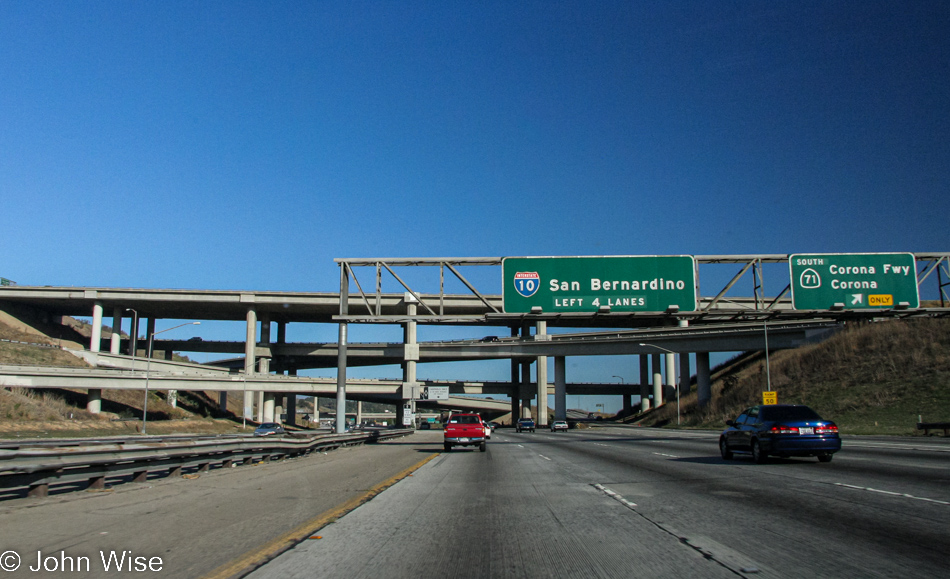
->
[550,420,569,432]
[481,419,492,439]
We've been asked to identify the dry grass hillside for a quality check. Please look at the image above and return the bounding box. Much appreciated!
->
[0,304,246,437]
[640,318,950,434]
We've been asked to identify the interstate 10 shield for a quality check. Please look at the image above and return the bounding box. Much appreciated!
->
[512,271,540,297]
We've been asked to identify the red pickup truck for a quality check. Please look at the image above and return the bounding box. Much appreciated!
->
[443,413,487,452]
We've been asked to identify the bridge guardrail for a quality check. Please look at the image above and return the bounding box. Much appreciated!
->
[0,428,414,499]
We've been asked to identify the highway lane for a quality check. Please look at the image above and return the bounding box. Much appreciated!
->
[253,427,949,578]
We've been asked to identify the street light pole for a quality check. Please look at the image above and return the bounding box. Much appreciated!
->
[142,321,200,435]
[639,343,681,426]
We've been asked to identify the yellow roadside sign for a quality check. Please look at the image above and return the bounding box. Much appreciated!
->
[762,391,777,405]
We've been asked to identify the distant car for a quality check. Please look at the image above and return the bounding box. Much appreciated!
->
[481,419,492,439]
[488,422,500,431]
[516,418,536,433]
[480,335,500,342]
[550,420,569,432]
[720,404,841,463]
[254,423,285,437]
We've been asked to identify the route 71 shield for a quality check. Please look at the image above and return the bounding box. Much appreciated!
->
[513,271,540,297]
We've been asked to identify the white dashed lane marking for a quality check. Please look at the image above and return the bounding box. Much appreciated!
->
[834,483,950,506]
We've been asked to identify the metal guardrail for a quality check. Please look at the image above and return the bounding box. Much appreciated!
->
[0,429,414,499]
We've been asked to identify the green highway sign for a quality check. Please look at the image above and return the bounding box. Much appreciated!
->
[502,256,697,314]
[789,253,919,310]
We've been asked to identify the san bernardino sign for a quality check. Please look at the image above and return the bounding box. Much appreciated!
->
[502,256,697,314]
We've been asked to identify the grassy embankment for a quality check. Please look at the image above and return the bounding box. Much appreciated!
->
[0,306,247,438]
[638,317,950,435]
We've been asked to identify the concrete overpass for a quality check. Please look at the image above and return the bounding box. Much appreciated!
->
[1,252,947,432]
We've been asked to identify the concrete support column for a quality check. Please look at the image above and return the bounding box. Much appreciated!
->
[145,318,155,353]
[87,301,104,414]
[665,351,676,403]
[286,393,296,426]
[336,271,350,435]
[509,326,519,423]
[652,353,663,407]
[678,319,690,397]
[401,296,418,430]
[536,321,548,428]
[697,351,712,408]
[110,307,122,354]
[218,391,228,413]
[639,355,651,411]
[86,388,101,415]
[257,390,265,424]
[509,360,519,424]
[129,315,139,357]
[521,360,532,419]
[554,356,566,421]
[403,297,418,385]
[395,403,404,428]
[259,315,272,424]
[356,401,363,426]
[336,321,348,434]
[244,308,257,421]
[263,392,275,423]
[90,301,103,353]
[287,367,297,427]
[164,348,177,408]
[274,394,284,424]
[679,352,691,397]
[623,387,632,415]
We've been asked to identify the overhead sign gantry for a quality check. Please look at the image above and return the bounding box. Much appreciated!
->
[502,256,697,314]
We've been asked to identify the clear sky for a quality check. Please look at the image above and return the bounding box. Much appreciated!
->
[2,1,948,410]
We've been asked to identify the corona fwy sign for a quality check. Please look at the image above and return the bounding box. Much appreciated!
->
[502,256,697,314]
[789,253,919,310]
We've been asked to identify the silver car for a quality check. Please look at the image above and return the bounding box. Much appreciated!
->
[253,422,285,436]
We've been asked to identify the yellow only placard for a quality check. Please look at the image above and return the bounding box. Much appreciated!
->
[762,391,778,405]
[868,294,893,306]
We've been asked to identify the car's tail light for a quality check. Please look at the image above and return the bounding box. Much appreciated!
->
[769,425,799,434]
[815,424,838,434]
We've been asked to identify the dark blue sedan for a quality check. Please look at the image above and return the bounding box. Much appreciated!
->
[720,404,841,463]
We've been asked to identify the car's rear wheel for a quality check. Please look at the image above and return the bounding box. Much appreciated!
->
[719,438,733,460]
[751,439,768,464]
[443,443,451,452]
[479,441,487,452]
[817,453,833,463]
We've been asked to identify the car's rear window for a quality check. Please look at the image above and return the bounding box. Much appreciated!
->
[760,406,822,421]
[456,415,481,424]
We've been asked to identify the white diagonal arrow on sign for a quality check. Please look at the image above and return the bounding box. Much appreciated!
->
[851,294,863,305]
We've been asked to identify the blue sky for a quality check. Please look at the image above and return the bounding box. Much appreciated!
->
[2,1,948,410]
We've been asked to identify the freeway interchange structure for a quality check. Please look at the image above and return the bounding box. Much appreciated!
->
[1,253,947,432]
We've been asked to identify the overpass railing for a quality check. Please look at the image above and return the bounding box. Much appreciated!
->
[0,429,413,499]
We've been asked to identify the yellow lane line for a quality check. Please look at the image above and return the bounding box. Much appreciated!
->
[200,452,440,579]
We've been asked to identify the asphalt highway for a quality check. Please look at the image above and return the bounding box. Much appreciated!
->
[253,427,949,579]
[1,428,946,578]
